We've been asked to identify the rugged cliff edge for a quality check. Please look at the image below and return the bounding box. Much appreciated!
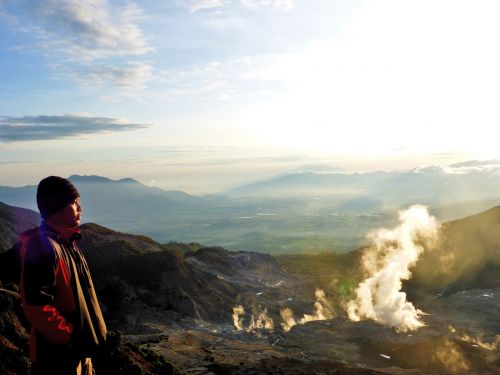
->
[1,202,498,374]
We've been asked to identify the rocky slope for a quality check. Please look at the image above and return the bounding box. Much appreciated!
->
[0,202,39,250]
[1,202,498,374]
[77,222,300,330]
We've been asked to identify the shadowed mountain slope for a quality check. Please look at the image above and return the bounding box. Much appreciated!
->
[77,222,295,329]
[0,202,39,250]
[277,205,500,297]
[0,202,298,326]
[412,205,500,291]
[1,202,498,374]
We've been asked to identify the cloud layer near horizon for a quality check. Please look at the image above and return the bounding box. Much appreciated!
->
[0,115,151,142]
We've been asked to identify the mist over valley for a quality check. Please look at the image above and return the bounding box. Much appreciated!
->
[2,160,500,255]
[0,170,499,374]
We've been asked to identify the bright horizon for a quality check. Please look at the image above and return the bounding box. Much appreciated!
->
[1,0,499,194]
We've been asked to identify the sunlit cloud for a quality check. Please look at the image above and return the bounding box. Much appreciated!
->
[156,57,275,100]
[1,0,152,87]
[238,0,500,155]
[11,0,151,60]
[59,61,154,88]
[182,0,225,13]
[181,0,295,13]
[414,160,500,175]
[2,0,499,188]
[240,0,295,11]
[0,115,152,142]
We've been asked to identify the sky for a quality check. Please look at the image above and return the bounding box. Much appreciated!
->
[1,0,499,193]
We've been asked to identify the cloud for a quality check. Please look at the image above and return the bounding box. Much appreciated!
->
[236,0,500,155]
[157,153,308,167]
[182,0,225,12]
[16,0,151,61]
[157,56,276,101]
[60,61,154,88]
[450,160,500,168]
[180,0,295,12]
[0,115,151,142]
[413,160,500,175]
[2,0,152,87]
[240,0,294,11]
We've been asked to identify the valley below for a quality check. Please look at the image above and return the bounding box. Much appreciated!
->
[1,201,499,374]
[114,286,499,375]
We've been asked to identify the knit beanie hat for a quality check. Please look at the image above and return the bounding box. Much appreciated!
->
[37,176,80,219]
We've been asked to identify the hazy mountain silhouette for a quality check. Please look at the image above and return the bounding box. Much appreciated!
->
[0,202,39,250]
[2,163,500,253]
[228,163,500,207]
[0,174,207,214]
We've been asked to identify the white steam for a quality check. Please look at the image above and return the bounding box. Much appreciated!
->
[299,289,335,324]
[248,307,275,331]
[232,305,275,332]
[280,289,335,332]
[233,305,245,331]
[347,205,440,332]
[233,289,335,333]
[279,307,297,332]
[460,333,499,351]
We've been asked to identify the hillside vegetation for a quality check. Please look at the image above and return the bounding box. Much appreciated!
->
[1,202,499,374]
[277,206,500,299]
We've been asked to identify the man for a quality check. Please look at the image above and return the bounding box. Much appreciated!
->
[19,176,107,374]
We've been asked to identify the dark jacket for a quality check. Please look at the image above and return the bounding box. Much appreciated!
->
[19,222,107,363]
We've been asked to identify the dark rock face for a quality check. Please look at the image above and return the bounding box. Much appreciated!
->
[276,289,500,375]
[412,205,500,291]
[0,202,39,251]
[0,289,30,375]
[1,202,499,375]
[0,203,298,330]
[0,291,176,375]
[79,223,216,324]
[79,225,298,328]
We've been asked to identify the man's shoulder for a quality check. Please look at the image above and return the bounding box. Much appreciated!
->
[20,226,60,259]
[20,226,42,239]
[21,225,61,243]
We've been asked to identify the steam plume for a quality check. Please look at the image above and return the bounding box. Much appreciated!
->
[299,289,335,324]
[280,289,335,332]
[233,305,245,331]
[279,307,297,332]
[248,307,274,331]
[347,205,440,332]
[460,333,499,350]
[434,340,470,374]
[232,305,274,332]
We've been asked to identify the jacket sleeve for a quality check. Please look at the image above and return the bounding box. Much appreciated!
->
[21,235,74,344]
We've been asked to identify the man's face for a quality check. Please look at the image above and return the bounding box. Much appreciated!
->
[51,197,82,228]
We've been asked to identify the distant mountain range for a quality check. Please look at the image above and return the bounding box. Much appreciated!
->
[228,159,500,205]
[1,160,500,253]
[0,174,207,213]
